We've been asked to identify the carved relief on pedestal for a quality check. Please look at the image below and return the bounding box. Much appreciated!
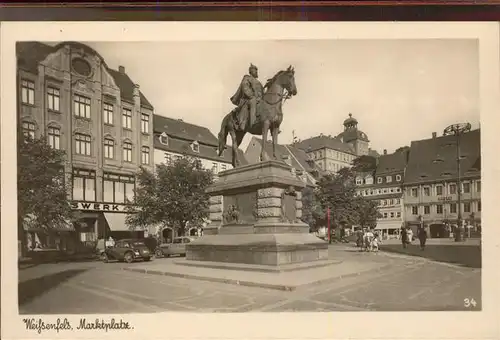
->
[280,186,298,223]
[256,207,282,219]
[257,197,282,209]
[223,204,241,224]
[257,188,283,199]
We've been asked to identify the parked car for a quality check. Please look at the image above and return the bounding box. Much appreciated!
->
[102,239,153,263]
[155,236,196,258]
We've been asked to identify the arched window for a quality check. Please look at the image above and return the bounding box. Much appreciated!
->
[22,121,36,139]
[123,141,133,162]
[47,126,61,149]
[104,138,114,159]
[141,146,150,165]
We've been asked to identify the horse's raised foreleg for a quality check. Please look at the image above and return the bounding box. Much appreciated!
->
[260,120,270,162]
[271,125,279,160]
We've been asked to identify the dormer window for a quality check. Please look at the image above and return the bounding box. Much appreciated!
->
[377,177,383,184]
[191,141,200,153]
[386,176,392,183]
[159,132,169,145]
[396,174,402,181]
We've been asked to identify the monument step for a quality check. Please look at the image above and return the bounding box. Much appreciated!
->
[173,258,342,273]
[120,259,390,291]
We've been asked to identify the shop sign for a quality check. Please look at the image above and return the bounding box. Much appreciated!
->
[71,201,134,212]
[438,196,452,201]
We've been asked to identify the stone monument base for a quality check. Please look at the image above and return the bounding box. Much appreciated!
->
[186,160,328,268]
[186,233,328,266]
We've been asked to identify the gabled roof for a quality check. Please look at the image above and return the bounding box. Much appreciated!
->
[293,135,356,155]
[368,149,381,158]
[375,151,407,175]
[404,129,480,184]
[16,41,153,109]
[153,115,247,166]
[153,114,219,147]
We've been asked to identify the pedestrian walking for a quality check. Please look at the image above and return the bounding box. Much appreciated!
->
[401,226,407,249]
[418,227,427,251]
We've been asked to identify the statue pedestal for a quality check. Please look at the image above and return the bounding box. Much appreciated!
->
[186,160,328,268]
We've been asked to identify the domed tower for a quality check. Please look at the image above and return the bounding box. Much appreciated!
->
[338,113,370,156]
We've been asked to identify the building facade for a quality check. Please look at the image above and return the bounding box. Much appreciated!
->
[152,114,244,240]
[356,149,407,235]
[403,130,481,238]
[17,41,155,249]
[294,113,379,174]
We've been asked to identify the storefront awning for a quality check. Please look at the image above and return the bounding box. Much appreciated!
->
[104,213,130,231]
[375,224,401,230]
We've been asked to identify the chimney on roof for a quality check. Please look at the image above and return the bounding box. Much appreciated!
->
[383,149,387,155]
[281,154,292,166]
[119,65,125,73]
[432,132,437,139]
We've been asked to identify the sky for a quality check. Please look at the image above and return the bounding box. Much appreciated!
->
[86,39,479,154]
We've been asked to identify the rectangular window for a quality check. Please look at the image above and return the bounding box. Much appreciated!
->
[104,138,114,159]
[123,142,133,162]
[22,121,35,139]
[463,182,471,194]
[423,187,430,196]
[141,146,150,165]
[221,164,227,171]
[377,177,383,184]
[212,162,218,173]
[103,173,135,203]
[436,204,443,214]
[72,169,96,201]
[397,212,401,218]
[21,79,35,105]
[47,87,60,111]
[478,201,481,211]
[103,103,114,125]
[122,108,132,129]
[477,181,481,193]
[450,203,457,213]
[449,184,457,195]
[141,113,149,133]
[436,185,443,196]
[386,176,392,183]
[463,202,471,213]
[411,188,418,197]
[75,133,91,156]
[390,212,395,218]
[74,94,91,119]
[396,175,402,181]
[47,126,60,149]
[383,212,388,218]
[424,205,430,214]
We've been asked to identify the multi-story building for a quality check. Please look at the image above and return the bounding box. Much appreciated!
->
[153,114,246,239]
[245,136,322,188]
[356,149,408,236]
[403,130,481,238]
[294,113,379,174]
[17,41,155,249]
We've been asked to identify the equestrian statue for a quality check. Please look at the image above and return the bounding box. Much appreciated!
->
[217,64,298,167]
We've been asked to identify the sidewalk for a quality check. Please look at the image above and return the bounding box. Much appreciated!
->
[380,240,481,268]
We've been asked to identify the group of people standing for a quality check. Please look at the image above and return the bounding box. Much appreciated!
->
[356,228,382,252]
[400,226,428,250]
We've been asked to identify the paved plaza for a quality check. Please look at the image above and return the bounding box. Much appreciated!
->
[18,245,481,313]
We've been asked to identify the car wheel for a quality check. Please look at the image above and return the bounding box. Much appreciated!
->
[101,252,109,263]
[124,252,134,263]
[155,249,163,258]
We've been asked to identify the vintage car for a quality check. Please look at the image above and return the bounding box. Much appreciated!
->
[154,236,196,258]
[102,239,153,263]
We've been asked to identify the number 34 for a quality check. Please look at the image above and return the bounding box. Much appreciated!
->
[464,298,477,308]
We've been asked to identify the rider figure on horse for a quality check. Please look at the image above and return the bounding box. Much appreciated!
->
[230,63,264,131]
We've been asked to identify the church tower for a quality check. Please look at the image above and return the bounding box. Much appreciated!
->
[339,113,370,156]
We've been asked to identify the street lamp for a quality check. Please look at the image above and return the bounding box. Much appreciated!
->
[443,122,472,242]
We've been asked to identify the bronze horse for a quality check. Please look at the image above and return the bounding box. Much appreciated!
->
[217,66,298,167]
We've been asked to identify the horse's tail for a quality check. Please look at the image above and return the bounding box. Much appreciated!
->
[217,113,231,156]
